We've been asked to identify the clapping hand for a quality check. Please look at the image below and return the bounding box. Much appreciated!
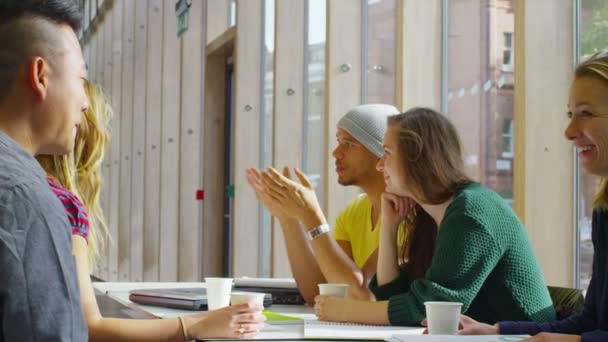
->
[260,167,326,229]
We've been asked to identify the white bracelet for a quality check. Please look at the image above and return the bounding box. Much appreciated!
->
[307,224,331,241]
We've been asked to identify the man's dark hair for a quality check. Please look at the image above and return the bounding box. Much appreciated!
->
[0,0,83,32]
[0,0,83,102]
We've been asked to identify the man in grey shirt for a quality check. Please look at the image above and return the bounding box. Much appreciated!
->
[0,0,90,340]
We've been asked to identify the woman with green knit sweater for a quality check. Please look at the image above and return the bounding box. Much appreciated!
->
[313,107,555,326]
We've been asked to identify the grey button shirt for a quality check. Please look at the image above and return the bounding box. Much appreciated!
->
[0,132,87,341]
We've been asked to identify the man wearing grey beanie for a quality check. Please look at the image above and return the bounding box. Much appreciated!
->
[246,104,408,304]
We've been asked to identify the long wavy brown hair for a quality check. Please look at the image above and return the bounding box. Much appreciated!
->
[389,107,472,279]
[37,81,112,269]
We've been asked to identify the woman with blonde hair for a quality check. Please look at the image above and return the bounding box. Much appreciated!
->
[456,52,608,342]
[312,107,555,327]
[37,82,265,341]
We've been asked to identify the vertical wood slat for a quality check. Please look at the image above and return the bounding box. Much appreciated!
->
[118,0,135,281]
[91,0,97,22]
[95,12,112,280]
[233,0,263,277]
[94,25,107,280]
[178,0,204,281]
[89,32,97,84]
[271,0,305,278]
[513,0,574,287]
[84,0,90,32]
[206,0,230,44]
[143,0,164,282]
[159,0,182,281]
[129,0,148,282]
[397,0,442,111]
[324,0,362,227]
[108,2,123,282]
[94,28,103,147]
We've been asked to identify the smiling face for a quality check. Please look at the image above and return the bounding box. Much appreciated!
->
[566,76,608,177]
[331,128,381,186]
[376,125,411,198]
[34,24,89,155]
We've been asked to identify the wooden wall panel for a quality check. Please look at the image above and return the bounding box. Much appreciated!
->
[129,0,148,282]
[91,0,97,22]
[206,0,230,44]
[84,0,91,33]
[271,0,305,277]
[159,0,182,281]
[101,11,113,195]
[233,0,263,277]
[94,30,103,138]
[107,1,122,282]
[143,0,163,281]
[118,0,135,281]
[89,32,97,84]
[99,11,113,280]
[513,0,574,287]
[94,14,112,279]
[397,0,442,111]
[178,0,204,281]
[324,0,362,227]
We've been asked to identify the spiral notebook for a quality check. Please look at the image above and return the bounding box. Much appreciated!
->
[303,320,424,340]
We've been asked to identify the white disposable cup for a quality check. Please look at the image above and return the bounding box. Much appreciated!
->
[205,277,233,310]
[424,301,463,335]
[230,291,266,306]
[318,283,349,298]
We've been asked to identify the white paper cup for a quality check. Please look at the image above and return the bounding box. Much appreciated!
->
[230,291,266,306]
[318,283,349,298]
[424,301,463,335]
[205,277,233,310]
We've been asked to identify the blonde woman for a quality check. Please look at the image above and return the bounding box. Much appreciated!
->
[455,53,608,342]
[37,82,265,341]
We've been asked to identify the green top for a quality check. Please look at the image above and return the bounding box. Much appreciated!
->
[369,183,555,326]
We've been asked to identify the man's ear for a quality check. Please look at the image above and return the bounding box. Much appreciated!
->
[28,57,49,100]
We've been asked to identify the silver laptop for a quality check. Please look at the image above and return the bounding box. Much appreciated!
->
[129,287,272,311]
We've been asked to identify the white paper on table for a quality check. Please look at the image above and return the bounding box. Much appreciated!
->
[387,334,529,342]
[304,321,424,340]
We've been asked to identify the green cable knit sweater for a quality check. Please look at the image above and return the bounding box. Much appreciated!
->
[369,182,556,326]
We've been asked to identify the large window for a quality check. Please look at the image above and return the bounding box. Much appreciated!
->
[445,0,515,204]
[363,0,397,105]
[576,0,608,289]
[303,0,327,206]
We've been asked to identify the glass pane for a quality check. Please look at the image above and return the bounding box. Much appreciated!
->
[229,0,236,27]
[577,0,608,289]
[303,0,327,207]
[446,0,515,205]
[365,0,397,105]
[259,0,275,277]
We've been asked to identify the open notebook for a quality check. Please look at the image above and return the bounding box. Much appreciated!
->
[303,321,424,340]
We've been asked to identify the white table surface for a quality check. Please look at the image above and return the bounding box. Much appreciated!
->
[93,282,424,341]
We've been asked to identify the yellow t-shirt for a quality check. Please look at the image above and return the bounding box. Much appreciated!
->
[333,194,407,269]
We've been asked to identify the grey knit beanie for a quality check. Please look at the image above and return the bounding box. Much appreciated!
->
[337,104,400,157]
